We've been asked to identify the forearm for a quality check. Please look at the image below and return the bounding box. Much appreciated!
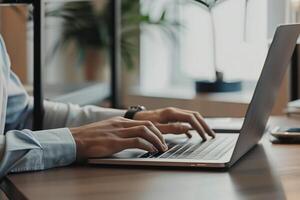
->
[7,98,126,131]
[43,100,126,129]
[0,128,76,179]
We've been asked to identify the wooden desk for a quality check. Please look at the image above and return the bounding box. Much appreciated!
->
[2,116,300,200]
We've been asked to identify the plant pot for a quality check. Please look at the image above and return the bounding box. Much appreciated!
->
[195,80,242,93]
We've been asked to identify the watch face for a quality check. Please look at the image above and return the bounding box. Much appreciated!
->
[129,105,146,111]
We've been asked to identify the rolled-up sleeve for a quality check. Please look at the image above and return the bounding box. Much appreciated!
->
[0,128,76,178]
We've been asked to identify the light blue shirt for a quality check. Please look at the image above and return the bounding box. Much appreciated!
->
[0,36,125,179]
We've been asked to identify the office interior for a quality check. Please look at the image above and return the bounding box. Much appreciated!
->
[0,0,293,117]
[1,0,300,199]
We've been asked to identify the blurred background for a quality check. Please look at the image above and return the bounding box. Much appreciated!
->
[0,0,296,117]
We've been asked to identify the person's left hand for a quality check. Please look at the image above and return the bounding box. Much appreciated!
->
[134,107,215,141]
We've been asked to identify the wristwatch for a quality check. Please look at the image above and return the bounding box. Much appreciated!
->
[124,105,146,119]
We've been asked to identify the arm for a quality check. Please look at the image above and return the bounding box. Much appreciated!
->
[42,100,126,129]
[0,128,76,179]
[0,35,76,180]
[0,34,214,179]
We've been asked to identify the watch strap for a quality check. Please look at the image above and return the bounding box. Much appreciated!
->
[124,106,146,119]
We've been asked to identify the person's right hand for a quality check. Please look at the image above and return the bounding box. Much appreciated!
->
[69,117,191,162]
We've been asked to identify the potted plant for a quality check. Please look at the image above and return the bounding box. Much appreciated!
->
[191,0,247,92]
[46,0,178,81]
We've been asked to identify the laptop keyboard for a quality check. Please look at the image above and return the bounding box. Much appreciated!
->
[139,135,236,160]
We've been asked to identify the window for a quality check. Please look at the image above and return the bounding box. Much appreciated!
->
[139,0,285,92]
[26,0,112,105]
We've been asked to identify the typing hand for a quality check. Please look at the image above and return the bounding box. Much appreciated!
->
[133,107,215,141]
[70,116,191,162]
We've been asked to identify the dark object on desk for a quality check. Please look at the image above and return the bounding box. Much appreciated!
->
[285,99,300,116]
[195,71,242,93]
[270,127,300,144]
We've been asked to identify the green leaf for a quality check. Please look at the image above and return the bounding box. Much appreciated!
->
[43,0,180,71]
[192,0,219,8]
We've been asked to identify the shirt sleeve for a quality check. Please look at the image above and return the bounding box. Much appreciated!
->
[42,99,126,129]
[0,101,126,179]
[0,33,126,180]
[0,128,76,179]
[0,34,78,180]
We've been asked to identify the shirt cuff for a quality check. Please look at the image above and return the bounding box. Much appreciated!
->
[31,128,77,169]
[0,135,4,161]
[0,128,77,178]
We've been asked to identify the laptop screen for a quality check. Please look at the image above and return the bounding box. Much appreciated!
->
[229,24,300,166]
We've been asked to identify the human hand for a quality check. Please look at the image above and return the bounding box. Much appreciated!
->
[133,107,215,141]
[70,116,191,162]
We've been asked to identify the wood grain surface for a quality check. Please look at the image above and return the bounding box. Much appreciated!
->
[2,116,300,200]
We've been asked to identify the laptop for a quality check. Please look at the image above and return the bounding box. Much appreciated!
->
[89,24,300,169]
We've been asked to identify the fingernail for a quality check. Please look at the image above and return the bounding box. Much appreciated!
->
[152,150,158,154]
[152,147,158,153]
[163,144,168,151]
[212,131,216,136]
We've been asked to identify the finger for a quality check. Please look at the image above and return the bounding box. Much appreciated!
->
[172,112,207,140]
[156,123,191,134]
[115,126,167,152]
[120,120,166,145]
[193,112,215,138]
[156,123,193,139]
[186,131,193,138]
[121,137,158,153]
[180,109,215,138]
[80,137,126,158]
[85,137,158,158]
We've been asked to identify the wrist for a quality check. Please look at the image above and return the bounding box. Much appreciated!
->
[133,110,146,120]
[133,110,159,122]
[69,127,87,164]
[69,127,80,136]
[124,105,146,119]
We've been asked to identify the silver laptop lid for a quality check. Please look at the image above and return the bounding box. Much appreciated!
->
[229,24,300,166]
